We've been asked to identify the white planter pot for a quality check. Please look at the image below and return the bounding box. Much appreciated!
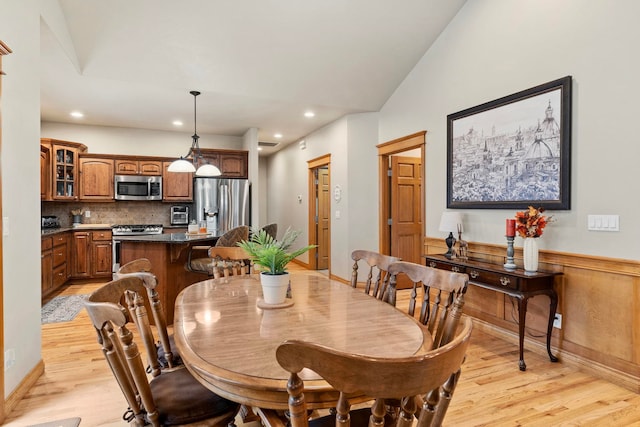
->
[260,272,290,305]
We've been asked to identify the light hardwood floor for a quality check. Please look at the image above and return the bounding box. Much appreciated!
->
[5,267,640,426]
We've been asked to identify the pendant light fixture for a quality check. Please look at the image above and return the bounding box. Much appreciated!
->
[168,90,222,176]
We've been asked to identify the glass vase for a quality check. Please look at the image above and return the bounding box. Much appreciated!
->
[523,237,539,273]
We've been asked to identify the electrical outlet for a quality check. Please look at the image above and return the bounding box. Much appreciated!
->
[84,210,91,218]
[553,313,562,329]
[4,348,15,370]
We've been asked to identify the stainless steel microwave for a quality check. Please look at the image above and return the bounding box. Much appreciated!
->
[114,175,162,201]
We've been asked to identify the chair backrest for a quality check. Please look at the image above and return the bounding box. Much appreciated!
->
[277,316,473,427]
[261,223,278,240]
[115,257,152,274]
[88,273,177,373]
[350,250,400,302]
[388,261,468,349]
[206,246,253,279]
[85,276,239,426]
[215,225,249,247]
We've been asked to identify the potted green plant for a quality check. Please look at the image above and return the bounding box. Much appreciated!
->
[238,227,316,304]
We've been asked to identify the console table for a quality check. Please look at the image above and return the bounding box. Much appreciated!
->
[423,254,561,371]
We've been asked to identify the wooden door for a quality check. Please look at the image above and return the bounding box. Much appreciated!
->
[92,240,113,277]
[317,167,330,269]
[390,156,422,288]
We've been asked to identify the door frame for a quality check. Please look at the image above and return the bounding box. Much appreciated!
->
[307,154,331,271]
[376,131,426,254]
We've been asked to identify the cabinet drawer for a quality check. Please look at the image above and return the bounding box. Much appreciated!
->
[53,244,67,267]
[53,264,67,287]
[92,230,113,241]
[466,268,519,290]
[42,236,53,251]
[425,259,464,273]
[52,234,67,246]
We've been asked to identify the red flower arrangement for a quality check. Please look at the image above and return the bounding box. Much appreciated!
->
[515,206,552,238]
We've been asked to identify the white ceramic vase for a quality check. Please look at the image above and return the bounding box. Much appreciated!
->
[260,272,290,304]
[523,237,539,273]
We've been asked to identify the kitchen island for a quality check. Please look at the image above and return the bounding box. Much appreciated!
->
[118,232,219,323]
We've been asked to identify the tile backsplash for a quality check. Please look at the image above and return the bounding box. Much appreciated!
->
[42,201,191,228]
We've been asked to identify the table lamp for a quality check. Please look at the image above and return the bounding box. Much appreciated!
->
[439,212,463,259]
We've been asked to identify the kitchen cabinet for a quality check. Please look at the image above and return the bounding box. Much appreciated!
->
[41,233,69,299]
[162,161,193,201]
[115,159,162,176]
[198,149,248,179]
[71,230,113,279]
[79,157,115,201]
[40,145,51,200]
[41,138,88,201]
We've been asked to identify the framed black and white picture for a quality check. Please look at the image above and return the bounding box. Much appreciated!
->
[447,76,572,210]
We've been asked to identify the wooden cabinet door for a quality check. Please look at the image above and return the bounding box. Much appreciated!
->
[79,157,114,200]
[219,153,248,178]
[115,159,139,175]
[41,240,53,295]
[139,160,162,175]
[91,240,113,277]
[40,145,51,200]
[52,145,79,200]
[71,232,91,278]
[162,161,193,201]
[116,159,162,175]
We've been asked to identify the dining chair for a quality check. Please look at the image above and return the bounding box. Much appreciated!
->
[387,261,468,350]
[85,275,240,426]
[260,223,278,240]
[203,246,253,279]
[186,225,249,276]
[277,316,473,427]
[350,250,400,303]
[112,258,181,369]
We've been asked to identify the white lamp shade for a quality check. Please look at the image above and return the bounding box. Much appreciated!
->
[439,212,463,233]
[167,158,196,173]
[195,163,222,177]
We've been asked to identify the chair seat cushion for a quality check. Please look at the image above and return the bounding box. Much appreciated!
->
[150,367,238,425]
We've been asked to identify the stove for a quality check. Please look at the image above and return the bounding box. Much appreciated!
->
[112,224,164,236]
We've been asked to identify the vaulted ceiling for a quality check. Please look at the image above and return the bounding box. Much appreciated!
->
[41,0,466,154]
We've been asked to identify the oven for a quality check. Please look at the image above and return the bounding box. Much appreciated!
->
[112,224,163,274]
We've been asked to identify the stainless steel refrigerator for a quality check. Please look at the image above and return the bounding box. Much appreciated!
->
[193,177,251,234]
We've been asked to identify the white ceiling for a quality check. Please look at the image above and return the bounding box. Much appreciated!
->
[41,0,466,155]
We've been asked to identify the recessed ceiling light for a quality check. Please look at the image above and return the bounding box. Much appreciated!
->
[173,120,183,126]
[70,111,84,118]
[274,133,283,139]
[304,111,315,118]
[257,146,263,151]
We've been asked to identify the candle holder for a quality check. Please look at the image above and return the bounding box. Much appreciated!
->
[504,235,516,270]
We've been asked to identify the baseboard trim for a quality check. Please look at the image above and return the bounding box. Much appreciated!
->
[4,359,44,416]
[471,319,640,393]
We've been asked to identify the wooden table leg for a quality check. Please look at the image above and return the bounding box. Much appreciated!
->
[517,296,528,371]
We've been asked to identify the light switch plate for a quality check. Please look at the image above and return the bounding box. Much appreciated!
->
[587,214,619,231]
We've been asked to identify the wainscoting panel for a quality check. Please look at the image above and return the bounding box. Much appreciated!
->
[424,237,640,392]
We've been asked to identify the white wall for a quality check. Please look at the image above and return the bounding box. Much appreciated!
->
[266,114,380,280]
[41,121,243,155]
[379,0,640,259]
[1,0,45,397]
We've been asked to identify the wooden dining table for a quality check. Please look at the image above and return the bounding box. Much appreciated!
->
[173,271,430,413]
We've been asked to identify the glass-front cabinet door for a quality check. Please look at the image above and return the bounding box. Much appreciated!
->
[53,145,78,200]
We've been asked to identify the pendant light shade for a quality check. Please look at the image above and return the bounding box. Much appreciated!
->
[167,158,196,173]
[195,163,221,176]
[168,90,222,176]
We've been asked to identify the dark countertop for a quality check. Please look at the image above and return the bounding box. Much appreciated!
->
[41,224,112,236]
[115,232,220,244]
